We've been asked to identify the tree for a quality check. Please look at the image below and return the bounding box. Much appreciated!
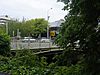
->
[21,18,48,38]
[56,0,100,74]
[32,18,48,38]
[0,29,10,56]
[8,19,22,37]
[19,19,34,37]
[0,25,5,33]
[8,18,48,37]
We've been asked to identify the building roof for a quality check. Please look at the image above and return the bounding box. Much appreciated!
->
[0,16,11,21]
[0,15,11,25]
[49,19,64,27]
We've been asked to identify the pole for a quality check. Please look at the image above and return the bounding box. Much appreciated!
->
[47,23,49,39]
[6,22,8,35]
[47,8,52,39]
[13,31,15,37]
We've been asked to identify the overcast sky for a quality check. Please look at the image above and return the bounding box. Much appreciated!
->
[0,0,68,22]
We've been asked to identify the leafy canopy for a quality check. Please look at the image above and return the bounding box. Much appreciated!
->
[0,30,10,56]
[56,0,100,74]
[8,18,48,37]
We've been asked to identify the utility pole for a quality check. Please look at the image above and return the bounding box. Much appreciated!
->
[47,8,52,39]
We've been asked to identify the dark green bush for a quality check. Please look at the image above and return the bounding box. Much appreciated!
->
[0,49,97,75]
[0,30,10,56]
[0,50,48,75]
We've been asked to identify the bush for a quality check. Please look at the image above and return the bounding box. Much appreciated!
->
[0,30,10,56]
[0,49,96,75]
[0,50,48,75]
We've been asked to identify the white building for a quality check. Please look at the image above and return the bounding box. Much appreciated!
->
[50,19,64,28]
[0,15,11,34]
[49,19,64,36]
[0,15,11,25]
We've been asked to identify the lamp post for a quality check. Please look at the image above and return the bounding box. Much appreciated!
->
[47,8,52,39]
[6,22,8,34]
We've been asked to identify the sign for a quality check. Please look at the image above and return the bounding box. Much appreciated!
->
[50,31,55,36]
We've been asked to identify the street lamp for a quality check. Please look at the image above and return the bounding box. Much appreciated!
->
[47,8,52,39]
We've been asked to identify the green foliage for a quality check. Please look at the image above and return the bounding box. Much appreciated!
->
[8,20,22,37]
[56,16,84,48]
[0,50,69,75]
[56,0,100,74]
[8,18,48,37]
[0,31,10,56]
[0,50,48,75]
[0,49,98,75]
[0,25,5,33]
[32,18,48,37]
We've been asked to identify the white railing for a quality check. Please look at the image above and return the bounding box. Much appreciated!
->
[10,38,57,50]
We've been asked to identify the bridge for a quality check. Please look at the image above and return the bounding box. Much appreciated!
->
[10,39,64,56]
[11,47,64,64]
[11,47,64,56]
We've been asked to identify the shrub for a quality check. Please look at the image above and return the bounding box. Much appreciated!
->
[0,30,10,56]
